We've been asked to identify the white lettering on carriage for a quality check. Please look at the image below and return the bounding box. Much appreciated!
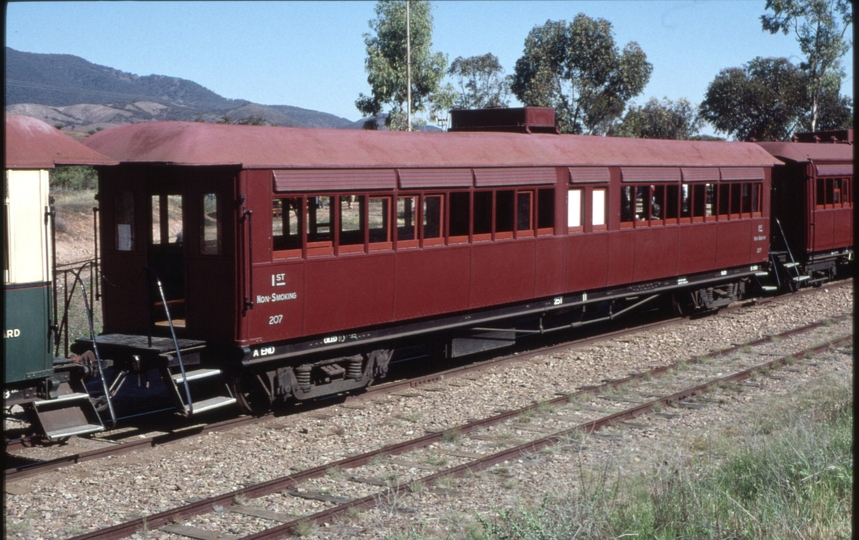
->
[4,329,21,339]
[252,346,276,358]
[256,292,297,304]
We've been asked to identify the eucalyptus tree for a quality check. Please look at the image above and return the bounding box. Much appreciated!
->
[611,97,703,140]
[761,0,853,131]
[699,56,852,141]
[448,53,511,109]
[355,0,448,130]
[511,14,652,135]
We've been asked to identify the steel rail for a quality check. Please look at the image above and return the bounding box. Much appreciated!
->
[241,333,854,540]
[5,415,257,481]
[64,325,851,540]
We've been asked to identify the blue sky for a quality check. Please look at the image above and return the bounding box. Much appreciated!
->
[5,1,854,130]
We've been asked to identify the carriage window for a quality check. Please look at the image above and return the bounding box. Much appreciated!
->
[307,196,333,243]
[681,185,691,218]
[166,195,183,244]
[473,191,492,237]
[650,185,664,221]
[730,184,742,215]
[423,195,443,241]
[273,197,302,253]
[151,195,162,245]
[537,188,554,231]
[151,194,183,245]
[634,186,650,222]
[496,190,514,235]
[115,191,134,251]
[751,183,761,214]
[816,177,851,208]
[569,189,583,228]
[592,188,606,227]
[397,196,417,243]
[718,184,730,216]
[740,183,752,215]
[666,185,679,220]
[369,197,391,245]
[449,192,470,240]
[200,193,220,255]
[517,191,533,232]
[339,195,364,248]
[621,186,633,224]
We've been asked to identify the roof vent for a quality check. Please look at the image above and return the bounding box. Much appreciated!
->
[793,129,853,144]
[449,107,559,134]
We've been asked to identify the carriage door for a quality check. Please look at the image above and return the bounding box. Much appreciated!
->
[148,188,186,329]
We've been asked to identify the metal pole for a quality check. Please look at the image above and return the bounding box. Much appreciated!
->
[406,0,411,132]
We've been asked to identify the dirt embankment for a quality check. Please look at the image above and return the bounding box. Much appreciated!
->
[53,190,99,266]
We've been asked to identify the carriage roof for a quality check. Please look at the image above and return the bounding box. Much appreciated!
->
[83,120,781,170]
[5,114,117,169]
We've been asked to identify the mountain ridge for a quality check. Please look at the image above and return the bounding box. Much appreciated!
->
[4,47,363,131]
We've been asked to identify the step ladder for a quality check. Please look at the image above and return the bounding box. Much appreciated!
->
[27,391,104,440]
[148,269,235,417]
[161,366,237,416]
[754,269,779,293]
[772,219,810,289]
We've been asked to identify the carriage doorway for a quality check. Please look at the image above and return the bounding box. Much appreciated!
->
[149,190,186,328]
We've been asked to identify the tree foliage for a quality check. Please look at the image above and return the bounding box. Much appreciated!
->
[610,97,703,140]
[356,0,448,130]
[510,15,652,135]
[699,56,852,141]
[50,165,98,191]
[761,0,853,131]
[448,53,511,109]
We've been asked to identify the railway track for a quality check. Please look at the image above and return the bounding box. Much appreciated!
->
[4,282,850,481]
[57,312,851,540]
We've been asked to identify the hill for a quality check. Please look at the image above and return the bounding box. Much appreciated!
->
[4,47,359,131]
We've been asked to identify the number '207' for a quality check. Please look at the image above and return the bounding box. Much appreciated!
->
[269,314,283,325]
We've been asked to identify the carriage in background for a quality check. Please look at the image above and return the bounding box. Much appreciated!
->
[4,114,116,438]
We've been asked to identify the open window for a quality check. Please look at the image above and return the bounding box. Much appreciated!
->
[115,191,134,251]
[449,191,470,243]
[307,196,334,256]
[273,197,303,257]
[339,195,365,254]
[537,188,555,235]
[369,196,392,250]
[396,196,418,248]
[422,194,444,246]
[200,193,221,255]
[473,191,492,241]
[495,190,514,239]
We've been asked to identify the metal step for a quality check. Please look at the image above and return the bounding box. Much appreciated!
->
[754,271,770,277]
[185,396,237,414]
[793,275,811,282]
[30,392,104,440]
[783,262,799,268]
[761,285,778,292]
[33,392,92,405]
[171,368,224,384]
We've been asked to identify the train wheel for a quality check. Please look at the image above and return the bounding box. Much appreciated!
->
[230,372,272,416]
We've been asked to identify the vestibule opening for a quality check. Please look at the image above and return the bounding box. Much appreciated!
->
[149,191,185,329]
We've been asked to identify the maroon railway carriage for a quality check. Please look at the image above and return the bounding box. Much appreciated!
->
[756,130,853,289]
[78,109,781,414]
